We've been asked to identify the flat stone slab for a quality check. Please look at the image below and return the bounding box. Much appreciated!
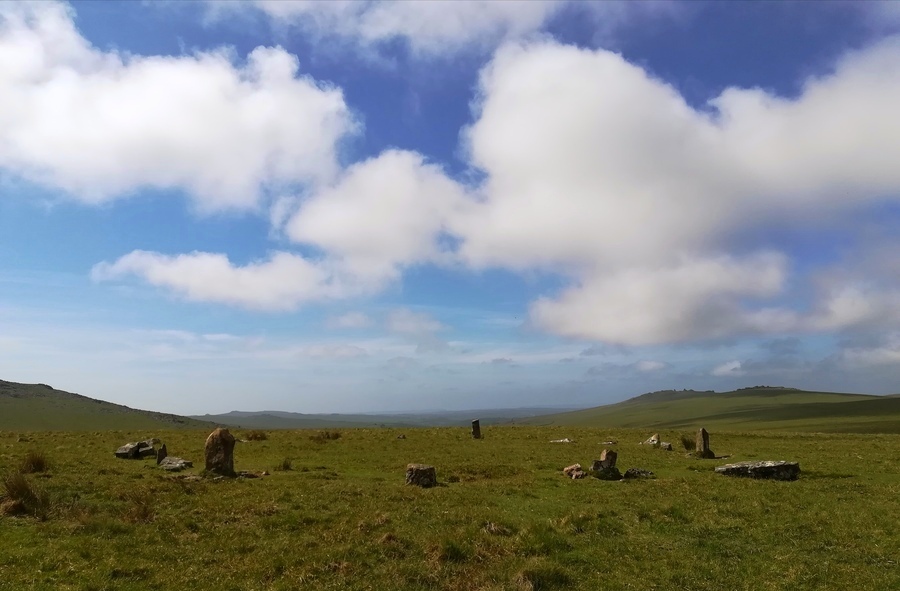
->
[158,457,193,472]
[623,468,655,479]
[715,460,800,481]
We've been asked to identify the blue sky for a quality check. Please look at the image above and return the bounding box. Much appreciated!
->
[2,1,900,415]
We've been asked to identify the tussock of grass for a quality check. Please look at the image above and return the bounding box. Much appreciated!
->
[274,457,293,471]
[244,430,268,441]
[513,564,572,590]
[1,472,51,519]
[680,434,695,451]
[119,490,154,523]
[20,449,49,474]
[309,430,341,443]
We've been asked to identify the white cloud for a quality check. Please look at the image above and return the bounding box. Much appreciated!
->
[711,360,744,377]
[0,2,355,211]
[286,150,466,287]
[328,312,373,329]
[240,0,564,57]
[216,1,685,59]
[635,360,668,372]
[451,38,900,344]
[92,250,343,311]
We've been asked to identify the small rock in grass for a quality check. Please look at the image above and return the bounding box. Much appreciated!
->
[158,457,193,472]
[563,463,586,479]
[406,463,436,487]
[623,468,655,479]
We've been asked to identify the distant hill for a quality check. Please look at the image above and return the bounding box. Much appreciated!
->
[192,407,572,429]
[0,379,216,431]
[518,386,900,433]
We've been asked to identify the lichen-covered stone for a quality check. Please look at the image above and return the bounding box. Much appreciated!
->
[204,428,236,477]
[591,449,617,471]
[715,461,800,481]
[406,463,436,487]
[158,457,193,472]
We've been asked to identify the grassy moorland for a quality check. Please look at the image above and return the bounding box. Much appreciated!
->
[520,387,900,434]
[0,380,215,431]
[1,426,898,590]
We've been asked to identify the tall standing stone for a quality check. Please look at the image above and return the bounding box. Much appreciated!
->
[695,428,715,459]
[471,419,482,440]
[205,428,236,477]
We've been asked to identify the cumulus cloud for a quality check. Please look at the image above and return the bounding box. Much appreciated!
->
[286,150,466,287]
[77,12,900,348]
[452,38,900,344]
[0,2,355,210]
[711,360,745,377]
[92,250,343,311]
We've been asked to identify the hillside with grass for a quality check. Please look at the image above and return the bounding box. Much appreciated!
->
[520,386,900,433]
[0,379,215,431]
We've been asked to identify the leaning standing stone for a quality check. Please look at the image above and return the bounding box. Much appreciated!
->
[406,463,437,487]
[205,428,236,477]
[156,443,168,465]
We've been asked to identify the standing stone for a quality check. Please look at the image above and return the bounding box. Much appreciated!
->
[591,449,618,471]
[471,419,482,440]
[695,428,715,459]
[156,443,168,465]
[406,463,437,487]
[204,428,236,477]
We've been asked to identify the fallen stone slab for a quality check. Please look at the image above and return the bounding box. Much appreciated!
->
[659,441,673,451]
[406,463,437,488]
[158,457,193,472]
[550,438,574,443]
[238,470,270,479]
[715,460,800,481]
[623,468,655,479]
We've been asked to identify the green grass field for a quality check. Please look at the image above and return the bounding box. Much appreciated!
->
[2,425,898,590]
[520,387,900,433]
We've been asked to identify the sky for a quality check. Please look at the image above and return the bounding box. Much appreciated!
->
[2,0,900,415]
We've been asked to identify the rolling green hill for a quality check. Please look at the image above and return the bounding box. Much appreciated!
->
[519,386,900,433]
[0,379,216,431]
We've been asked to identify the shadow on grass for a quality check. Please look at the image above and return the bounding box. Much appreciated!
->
[799,470,855,480]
